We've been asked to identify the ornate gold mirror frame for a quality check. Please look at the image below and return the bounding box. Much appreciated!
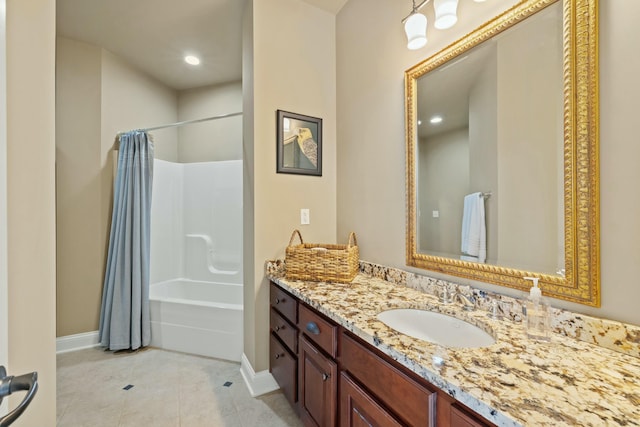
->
[405,0,599,306]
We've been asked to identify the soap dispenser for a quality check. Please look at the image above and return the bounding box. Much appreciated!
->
[523,277,550,342]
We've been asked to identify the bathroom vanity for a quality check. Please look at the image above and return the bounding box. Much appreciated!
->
[270,281,493,427]
[268,268,640,427]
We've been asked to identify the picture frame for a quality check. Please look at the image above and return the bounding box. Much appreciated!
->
[276,110,322,176]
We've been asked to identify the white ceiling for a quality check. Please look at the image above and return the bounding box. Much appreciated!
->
[301,0,348,14]
[57,0,346,91]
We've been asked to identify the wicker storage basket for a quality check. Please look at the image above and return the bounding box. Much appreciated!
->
[285,229,359,283]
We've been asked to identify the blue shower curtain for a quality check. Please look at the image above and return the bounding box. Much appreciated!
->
[99,131,154,351]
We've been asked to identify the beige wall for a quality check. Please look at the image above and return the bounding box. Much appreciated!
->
[0,0,7,386]
[598,1,640,324]
[100,49,178,162]
[7,0,57,424]
[244,0,337,371]
[242,0,256,371]
[55,40,178,337]
[337,0,640,325]
[56,38,104,338]
[177,81,243,162]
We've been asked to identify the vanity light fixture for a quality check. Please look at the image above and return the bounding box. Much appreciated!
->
[434,0,458,29]
[430,115,443,124]
[404,0,428,50]
[403,0,486,49]
[184,55,201,66]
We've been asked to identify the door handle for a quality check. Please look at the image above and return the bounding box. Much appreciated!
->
[0,366,39,427]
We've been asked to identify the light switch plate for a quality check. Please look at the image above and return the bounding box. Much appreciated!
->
[301,209,310,225]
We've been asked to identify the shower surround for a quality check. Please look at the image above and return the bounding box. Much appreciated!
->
[149,159,243,361]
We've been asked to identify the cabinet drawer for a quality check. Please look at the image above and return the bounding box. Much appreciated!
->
[270,282,298,324]
[340,332,436,427]
[270,333,297,406]
[271,308,297,353]
[299,303,338,358]
[340,372,403,427]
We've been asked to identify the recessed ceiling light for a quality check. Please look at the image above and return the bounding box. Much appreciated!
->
[430,115,443,124]
[184,55,201,66]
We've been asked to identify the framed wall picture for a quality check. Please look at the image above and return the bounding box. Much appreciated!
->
[276,110,322,176]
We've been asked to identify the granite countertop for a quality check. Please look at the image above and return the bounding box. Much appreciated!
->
[269,272,640,427]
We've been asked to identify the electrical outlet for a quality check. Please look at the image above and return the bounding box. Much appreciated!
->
[432,210,440,218]
[300,209,310,225]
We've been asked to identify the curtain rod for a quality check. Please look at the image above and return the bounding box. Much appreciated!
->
[118,112,242,136]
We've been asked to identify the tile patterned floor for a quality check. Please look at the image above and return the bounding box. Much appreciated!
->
[57,347,303,427]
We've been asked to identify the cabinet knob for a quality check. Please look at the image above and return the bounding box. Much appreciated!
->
[275,325,285,332]
[275,297,284,304]
[306,322,320,335]
[274,353,284,359]
[322,373,330,381]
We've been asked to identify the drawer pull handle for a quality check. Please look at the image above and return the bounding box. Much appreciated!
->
[275,297,280,304]
[275,325,285,332]
[306,322,320,335]
[322,373,330,381]
[274,353,284,359]
[275,297,285,304]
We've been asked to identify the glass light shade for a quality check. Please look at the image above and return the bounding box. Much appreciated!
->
[405,13,427,50]
[434,0,458,30]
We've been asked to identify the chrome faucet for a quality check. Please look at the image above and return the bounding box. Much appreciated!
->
[453,291,476,311]
[439,287,476,311]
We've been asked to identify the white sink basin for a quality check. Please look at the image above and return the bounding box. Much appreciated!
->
[376,309,495,348]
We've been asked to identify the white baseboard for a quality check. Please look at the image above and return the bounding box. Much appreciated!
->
[240,353,279,397]
[56,331,100,354]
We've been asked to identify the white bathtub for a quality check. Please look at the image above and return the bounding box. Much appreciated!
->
[149,279,243,362]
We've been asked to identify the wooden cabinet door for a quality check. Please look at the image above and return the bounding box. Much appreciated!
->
[339,372,403,427]
[270,333,297,406]
[299,336,338,427]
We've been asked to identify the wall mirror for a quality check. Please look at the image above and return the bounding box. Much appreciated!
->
[405,0,599,306]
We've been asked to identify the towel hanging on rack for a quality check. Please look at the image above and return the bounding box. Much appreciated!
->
[461,192,486,263]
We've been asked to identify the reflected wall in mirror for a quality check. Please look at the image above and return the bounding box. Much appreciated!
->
[405,0,600,306]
